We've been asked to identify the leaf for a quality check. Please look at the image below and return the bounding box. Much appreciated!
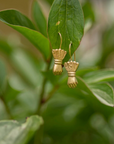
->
[76,67,98,77]
[60,76,114,107]
[89,83,114,107]
[0,115,43,144]
[11,49,43,87]
[82,1,95,23]
[48,0,84,62]
[83,69,114,84]
[77,77,114,107]
[32,1,47,37]
[97,25,114,68]
[4,81,21,102]
[0,60,7,94]
[0,10,51,60]
[46,0,54,5]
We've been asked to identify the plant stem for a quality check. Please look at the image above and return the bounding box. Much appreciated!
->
[0,96,13,119]
[36,77,47,115]
[41,85,59,104]
[36,55,52,115]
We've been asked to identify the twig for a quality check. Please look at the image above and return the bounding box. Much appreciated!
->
[41,85,59,104]
[36,55,52,115]
[0,96,13,119]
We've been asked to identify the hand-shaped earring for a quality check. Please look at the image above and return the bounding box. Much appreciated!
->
[52,33,67,75]
[64,42,79,88]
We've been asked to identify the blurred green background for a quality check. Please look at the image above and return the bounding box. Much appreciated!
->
[0,0,114,144]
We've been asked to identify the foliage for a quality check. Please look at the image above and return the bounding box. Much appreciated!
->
[0,0,114,144]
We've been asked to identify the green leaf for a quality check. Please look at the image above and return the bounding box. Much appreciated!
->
[77,77,114,107]
[89,83,114,107]
[11,49,43,87]
[97,25,114,68]
[46,0,54,5]
[0,60,7,94]
[4,81,20,102]
[76,67,98,77]
[0,115,43,144]
[32,1,47,37]
[48,0,84,62]
[83,69,114,84]
[60,76,114,107]
[82,1,95,23]
[0,10,51,60]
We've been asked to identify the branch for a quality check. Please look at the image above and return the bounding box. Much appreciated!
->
[41,85,59,104]
[0,96,13,119]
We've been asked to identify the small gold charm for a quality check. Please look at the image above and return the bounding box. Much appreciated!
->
[52,32,67,75]
[64,61,79,88]
[52,49,67,75]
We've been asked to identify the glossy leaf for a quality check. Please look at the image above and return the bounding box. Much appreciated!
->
[0,10,51,60]
[83,69,114,84]
[60,76,114,107]
[48,0,84,62]
[89,83,114,107]
[78,77,114,107]
[32,1,47,37]
[0,115,43,144]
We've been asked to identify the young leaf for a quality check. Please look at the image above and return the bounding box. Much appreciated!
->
[48,0,84,62]
[0,115,43,144]
[83,69,114,84]
[0,10,51,60]
[32,1,47,37]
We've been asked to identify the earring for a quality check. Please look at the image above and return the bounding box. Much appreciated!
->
[64,42,79,88]
[52,32,67,75]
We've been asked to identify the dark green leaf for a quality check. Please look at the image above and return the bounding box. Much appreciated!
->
[0,10,51,60]
[32,1,47,37]
[0,115,43,144]
[46,0,54,5]
[48,0,84,62]
[82,1,95,23]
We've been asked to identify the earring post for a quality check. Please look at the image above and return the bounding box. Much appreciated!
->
[58,32,62,49]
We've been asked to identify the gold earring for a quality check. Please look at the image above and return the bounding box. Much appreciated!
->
[64,42,79,88]
[52,32,67,75]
